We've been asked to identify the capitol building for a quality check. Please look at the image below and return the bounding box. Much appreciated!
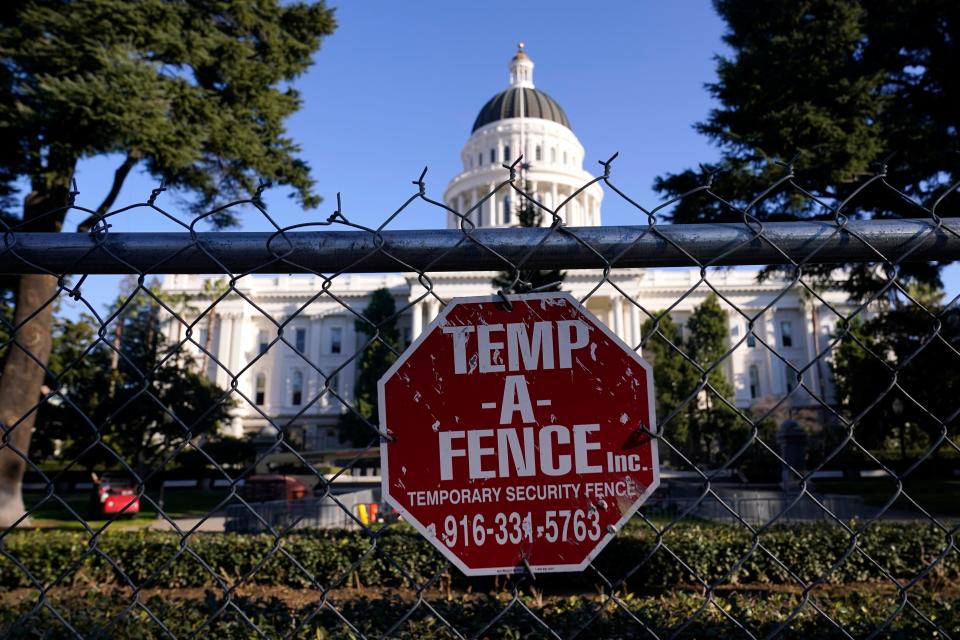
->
[162,47,848,448]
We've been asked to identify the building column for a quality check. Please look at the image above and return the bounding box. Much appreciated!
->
[411,301,423,339]
[310,314,323,400]
[488,182,496,226]
[764,312,779,394]
[630,302,641,352]
[223,312,244,438]
[215,312,234,388]
[427,298,441,323]
[551,183,559,217]
[611,296,623,339]
[803,302,822,402]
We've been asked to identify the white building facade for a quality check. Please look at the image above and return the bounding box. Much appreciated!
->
[162,47,848,448]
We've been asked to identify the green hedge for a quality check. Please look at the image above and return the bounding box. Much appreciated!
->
[1,588,957,639]
[1,522,956,590]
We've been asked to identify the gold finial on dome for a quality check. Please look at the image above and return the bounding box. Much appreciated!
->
[513,41,529,60]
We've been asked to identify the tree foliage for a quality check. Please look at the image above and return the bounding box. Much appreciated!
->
[642,294,744,466]
[832,301,960,457]
[655,0,959,298]
[0,0,337,225]
[0,0,335,525]
[493,181,564,294]
[34,291,235,469]
[338,289,401,447]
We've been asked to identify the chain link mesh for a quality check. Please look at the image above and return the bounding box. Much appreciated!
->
[0,157,958,638]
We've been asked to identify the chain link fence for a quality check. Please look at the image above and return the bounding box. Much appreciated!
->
[0,157,958,638]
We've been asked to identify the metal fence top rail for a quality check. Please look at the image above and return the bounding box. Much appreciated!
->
[1,218,957,274]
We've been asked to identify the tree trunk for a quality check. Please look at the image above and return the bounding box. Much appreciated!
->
[0,274,59,526]
[0,170,74,527]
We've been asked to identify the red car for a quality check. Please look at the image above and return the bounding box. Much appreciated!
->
[90,474,140,518]
[240,475,309,502]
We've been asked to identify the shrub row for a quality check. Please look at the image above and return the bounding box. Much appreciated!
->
[0,522,956,591]
[1,588,957,639]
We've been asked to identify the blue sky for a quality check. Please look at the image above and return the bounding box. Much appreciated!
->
[69,2,727,230]
[46,1,957,314]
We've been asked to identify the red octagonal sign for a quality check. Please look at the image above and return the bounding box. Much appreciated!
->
[379,292,659,575]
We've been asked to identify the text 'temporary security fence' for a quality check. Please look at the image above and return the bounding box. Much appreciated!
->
[0,157,958,638]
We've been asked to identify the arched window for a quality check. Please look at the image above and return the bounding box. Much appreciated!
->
[563,151,568,165]
[291,370,303,406]
[255,373,266,405]
[503,196,512,225]
[535,145,542,161]
[551,147,556,162]
[504,145,511,162]
[478,152,482,167]
[490,149,495,163]
[748,366,760,400]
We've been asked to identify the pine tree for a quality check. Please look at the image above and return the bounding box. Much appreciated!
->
[492,181,564,294]
[654,0,959,299]
[641,313,699,456]
[642,294,744,466]
[0,0,336,525]
[684,294,743,465]
[338,289,401,448]
[833,301,959,460]
[35,293,235,471]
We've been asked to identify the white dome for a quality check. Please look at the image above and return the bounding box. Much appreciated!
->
[444,46,603,230]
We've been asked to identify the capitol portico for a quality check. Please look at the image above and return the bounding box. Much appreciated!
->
[162,46,850,448]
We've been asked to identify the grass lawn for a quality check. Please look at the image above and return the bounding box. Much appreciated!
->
[22,489,232,530]
[815,478,960,518]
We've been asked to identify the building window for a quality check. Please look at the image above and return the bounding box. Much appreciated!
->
[748,365,760,400]
[535,145,542,161]
[780,320,793,348]
[490,149,495,163]
[257,329,269,354]
[731,324,740,338]
[291,370,303,406]
[563,151,568,164]
[503,196,512,224]
[785,367,795,393]
[326,373,340,396]
[330,326,343,354]
[746,333,756,348]
[295,327,306,352]
[478,152,482,167]
[504,145,511,162]
[551,147,556,162]
[255,373,266,405]
[403,327,412,347]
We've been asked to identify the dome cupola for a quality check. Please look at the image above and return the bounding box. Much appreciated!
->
[471,43,571,133]
[445,45,603,231]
